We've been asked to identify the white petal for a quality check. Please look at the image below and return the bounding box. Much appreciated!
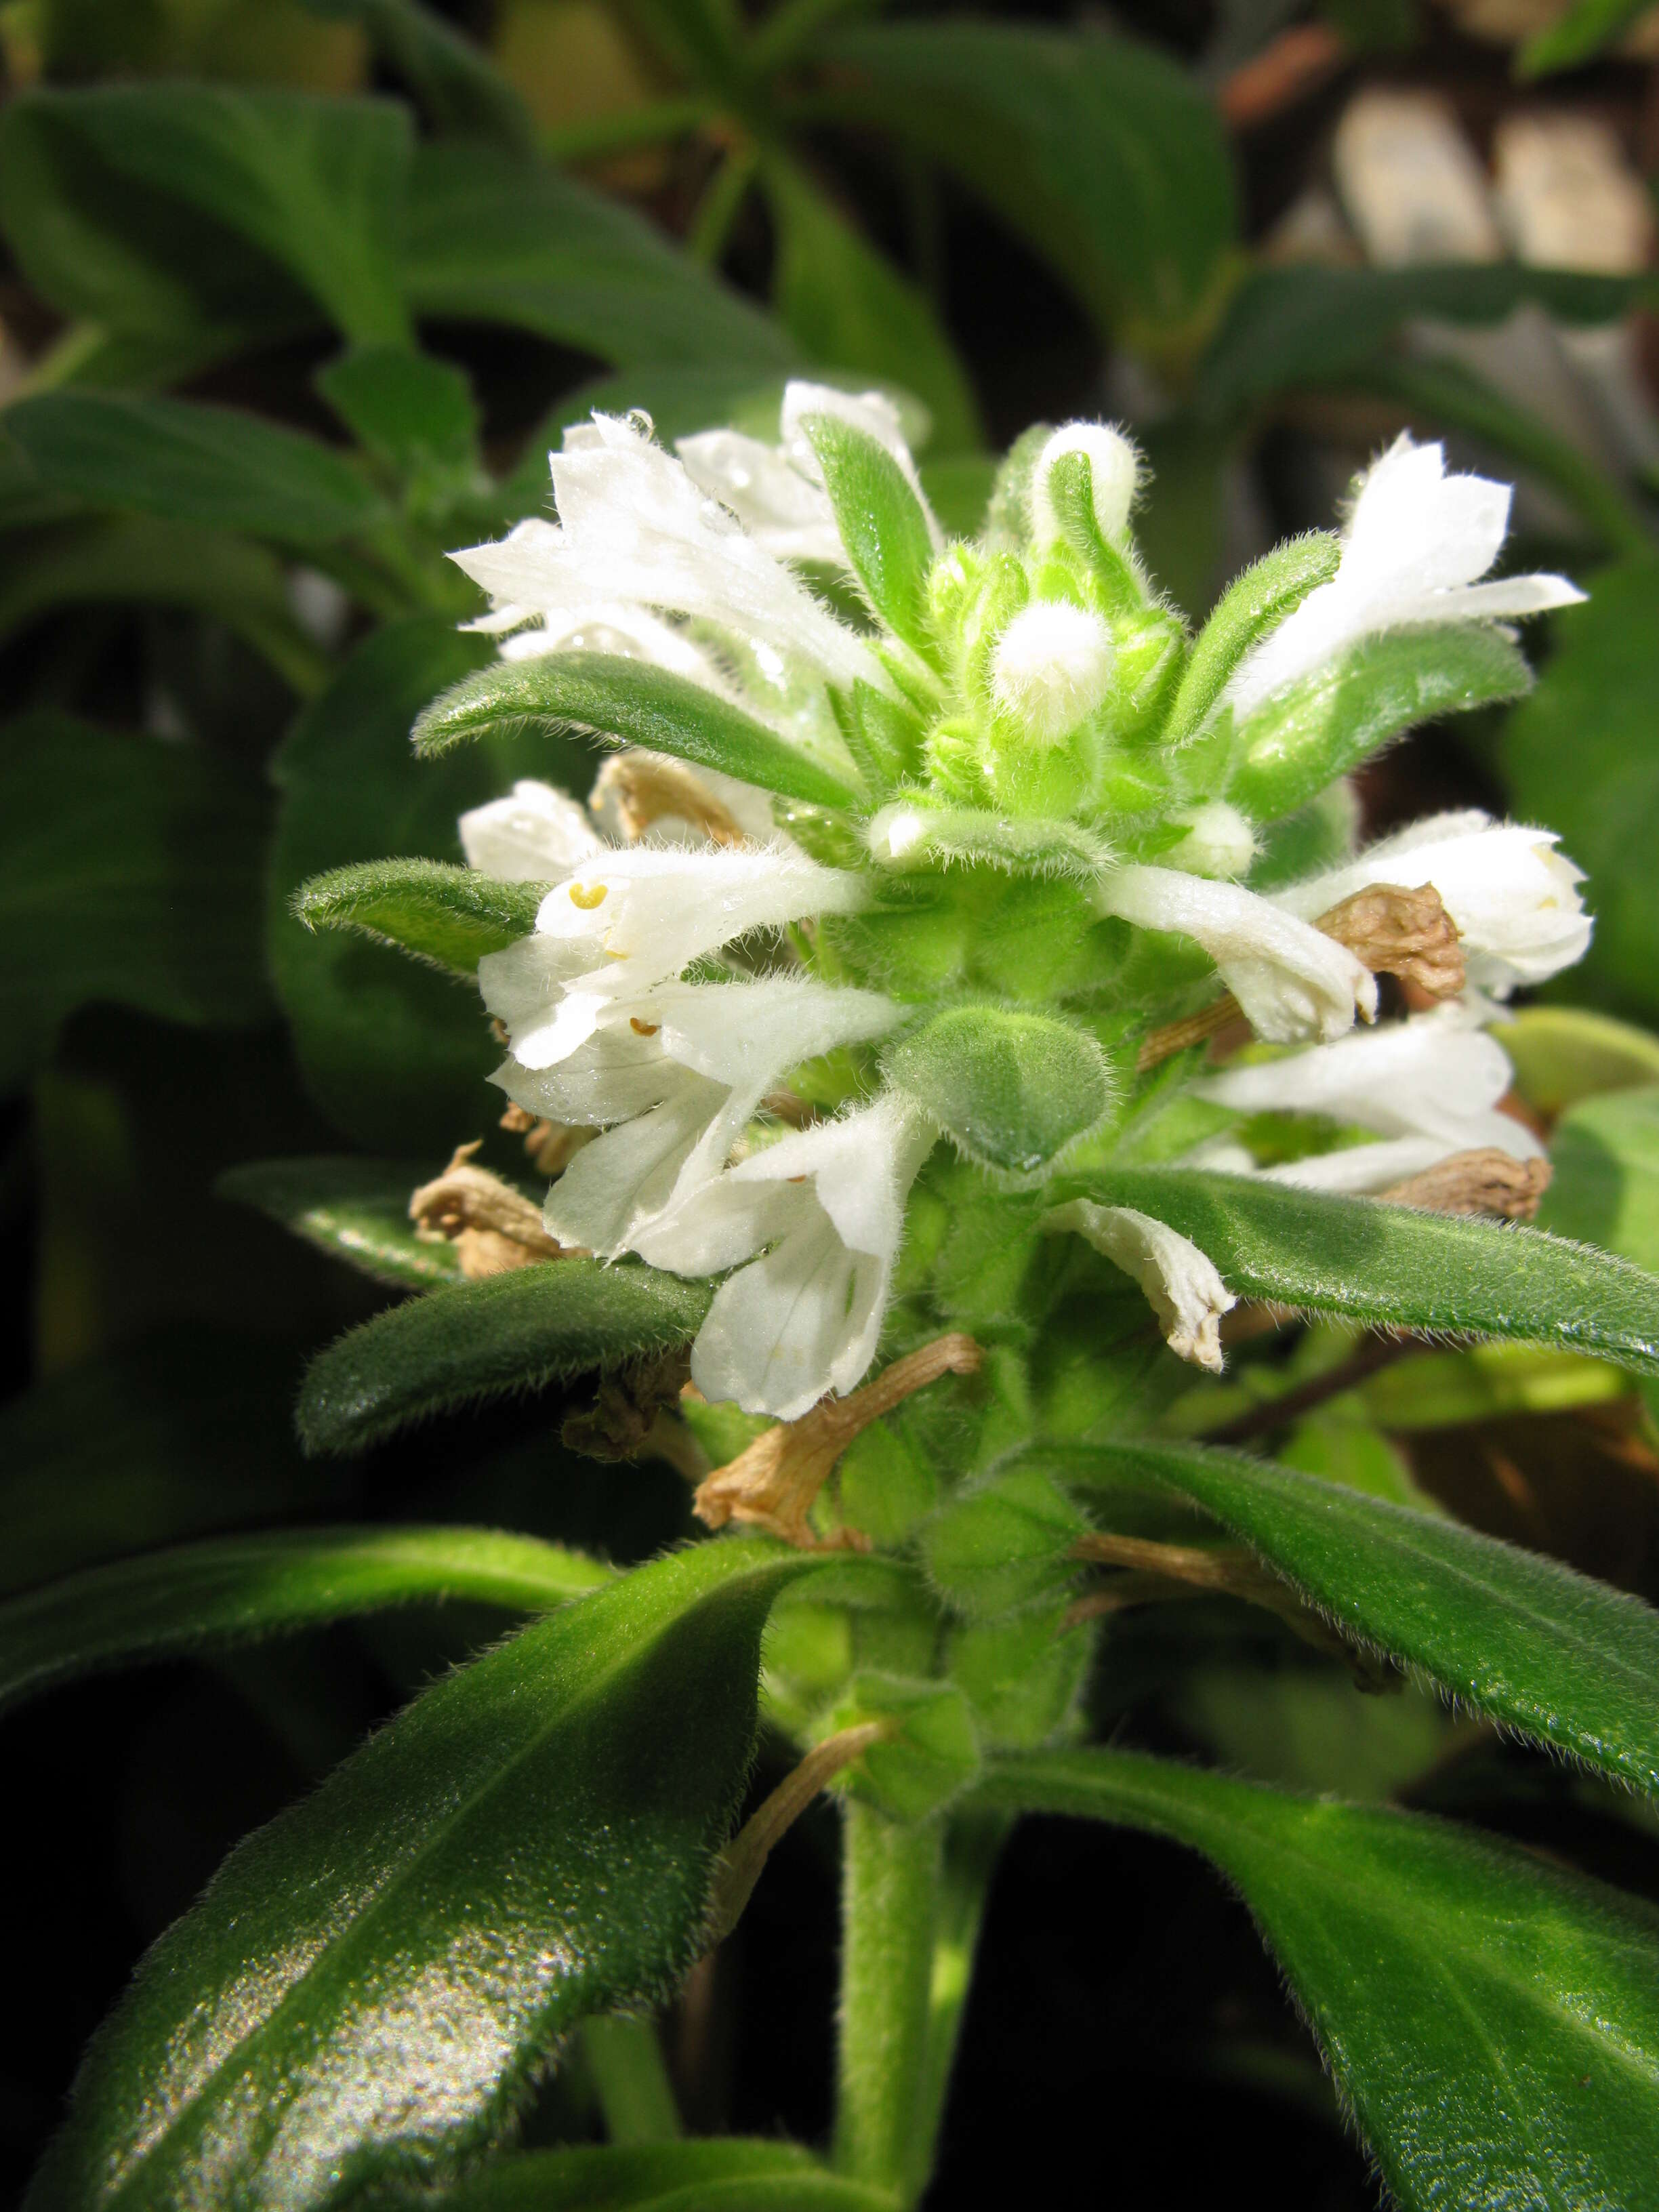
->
[1275,815,1593,990]
[691,1208,884,1421]
[458,779,605,880]
[778,380,941,548]
[1097,865,1376,1042]
[1046,1201,1234,1372]
[1029,422,1143,548]
[544,1076,729,1256]
[1263,1134,1458,1195]
[991,600,1115,742]
[676,427,846,566]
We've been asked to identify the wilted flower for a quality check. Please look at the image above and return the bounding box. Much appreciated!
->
[429,390,1590,1415]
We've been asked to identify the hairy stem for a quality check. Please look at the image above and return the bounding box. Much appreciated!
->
[909,1813,1008,2200]
[579,2014,682,2144]
[834,1803,941,2200]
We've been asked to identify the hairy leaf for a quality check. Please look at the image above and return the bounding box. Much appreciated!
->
[218,1156,460,1290]
[977,1748,1659,2212]
[387,2138,894,2210]
[293,859,541,975]
[26,1543,810,2212]
[1059,1435,1659,1795]
[1163,533,1339,743]
[887,1008,1114,1179]
[413,649,861,809]
[0,1526,609,1716]
[1226,623,1534,822]
[1064,1168,1659,1373]
[298,1259,713,1454]
[799,411,939,659]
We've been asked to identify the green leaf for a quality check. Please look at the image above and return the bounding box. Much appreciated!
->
[763,157,980,455]
[1226,622,1534,822]
[0,517,329,695]
[413,649,861,811]
[26,1541,812,2212]
[218,1155,462,1290]
[1197,261,1644,419]
[398,2139,895,2211]
[885,1007,1113,1179]
[918,1463,1088,1619]
[298,0,536,149]
[1503,558,1659,1025]
[1059,1433,1659,1796]
[1502,1006,1659,1120]
[817,22,1236,331]
[293,859,542,976]
[403,140,794,370]
[1063,1167,1659,1374]
[1539,1084,1659,1273]
[827,1671,981,1822]
[0,714,270,1094]
[0,84,414,349]
[0,1332,333,1599]
[1163,533,1339,743]
[798,411,939,659]
[4,393,384,545]
[977,1747,1659,2212]
[268,616,587,1150]
[316,342,482,485]
[1517,0,1654,75]
[298,1258,714,1455]
[0,1526,610,1718]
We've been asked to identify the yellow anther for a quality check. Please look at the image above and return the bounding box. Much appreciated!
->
[630,1017,660,1036]
[569,880,608,911]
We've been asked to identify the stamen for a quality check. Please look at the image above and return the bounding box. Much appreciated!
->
[569,880,608,909]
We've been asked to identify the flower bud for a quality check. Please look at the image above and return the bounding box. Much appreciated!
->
[1030,422,1143,550]
[990,600,1115,744]
[1168,801,1257,880]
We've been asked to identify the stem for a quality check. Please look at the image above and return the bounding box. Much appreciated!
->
[834,1803,941,2201]
[579,2014,682,2144]
[909,1813,1007,2203]
[541,97,720,166]
[688,141,761,268]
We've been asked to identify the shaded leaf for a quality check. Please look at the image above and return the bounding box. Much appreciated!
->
[388,2137,893,2210]
[293,859,541,975]
[403,140,794,369]
[218,1155,461,1290]
[764,157,979,453]
[1198,260,1643,419]
[0,1526,610,1717]
[817,22,1236,330]
[1065,1167,1659,1373]
[298,1259,713,1455]
[414,649,861,810]
[316,342,482,485]
[1540,1084,1659,1273]
[298,0,535,148]
[1517,0,1654,75]
[1502,1006,1659,1120]
[1059,1433,1659,1795]
[268,616,586,1150]
[26,1542,810,2212]
[0,714,270,1093]
[1502,557,1659,1025]
[5,392,384,545]
[978,1748,1659,2212]
[886,1008,1113,1179]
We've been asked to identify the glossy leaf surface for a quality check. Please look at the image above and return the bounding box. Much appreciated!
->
[800,412,938,658]
[1061,1435,1659,1795]
[977,1748,1659,2212]
[0,714,270,1092]
[1067,1168,1659,1374]
[0,1526,609,1716]
[298,1259,713,1454]
[413,649,861,809]
[26,1542,807,2212]
[218,1155,460,1290]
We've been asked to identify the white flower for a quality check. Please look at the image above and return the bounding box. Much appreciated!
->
[1273,810,1591,992]
[1227,435,1584,719]
[1044,1200,1235,1372]
[1029,423,1143,550]
[636,1092,937,1420]
[515,977,901,1260]
[1166,801,1257,881]
[478,844,868,1069]
[1096,864,1378,1043]
[1191,1004,1544,1195]
[991,601,1115,741]
[678,381,939,567]
[448,409,883,701]
[459,779,605,880]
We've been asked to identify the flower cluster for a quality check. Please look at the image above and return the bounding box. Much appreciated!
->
[439,384,1589,1418]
